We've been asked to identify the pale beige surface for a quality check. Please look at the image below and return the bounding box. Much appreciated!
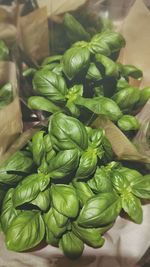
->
[0,205,150,267]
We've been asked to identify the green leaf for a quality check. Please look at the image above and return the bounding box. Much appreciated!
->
[75,96,122,121]
[45,229,59,247]
[86,62,102,81]
[12,173,50,207]
[30,188,51,211]
[121,192,143,224]
[28,96,61,113]
[43,134,56,162]
[75,148,97,179]
[62,46,90,80]
[32,131,45,166]
[116,167,142,183]
[0,83,13,108]
[72,181,94,206]
[48,149,80,179]
[118,64,143,79]
[53,208,68,227]
[112,86,140,111]
[131,174,150,199]
[66,85,83,117]
[49,113,88,151]
[89,31,125,56]
[41,55,62,66]
[43,208,66,238]
[51,184,79,218]
[64,13,90,42]
[111,170,130,194]
[138,87,150,106]
[0,40,9,60]
[0,151,33,185]
[89,128,105,148]
[88,166,113,193]
[102,136,114,161]
[1,188,21,233]
[6,211,45,251]
[33,69,68,101]
[59,231,84,259]
[78,192,121,227]
[23,68,36,77]
[72,222,105,248]
[117,115,140,131]
[117,77,130,91]
[95,54,119,77]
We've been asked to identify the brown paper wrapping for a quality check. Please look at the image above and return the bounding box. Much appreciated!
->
[92,116,150,163]
[0,62,22,159]
[19,7,49,63]
[37,0,87,16]
[0,4,18,45]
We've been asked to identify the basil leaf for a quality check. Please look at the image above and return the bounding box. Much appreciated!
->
[138,87,150,106]
[75,96,122,121]
[117,115,140,131]
[0,40,9,60]
[0,83,13,108]
[32,131,45,166]
[51,184,79,218]
[121,192,143,224]
[43,208,66,238]
[86,63,102,81]
[90,128,105,148]
[45,229,59,247]
[44,134,56,162]
[72,222,105,248]
[12,173,50,207]
[78,192,121,227]
[33,69,68,101]
[95,54,119,77]
[1,188,21,233]
[111,171,130,194]
[48,149,80,179]
[49,113,88,151]
[116,167,142,183]
[66,85,83,117]
[64,13,90,42]
[53,208,68,227]
[89,31,125,56]
[88,166,113,193]
[112,86,140,110]
[75,148,97,179]
[30,188,51,211]
[6,211,45,251]
[28,96,61,113]
[102,136,114,161]
[131,174,150,199]
[23,68,36,77]
[0,151,33,185]
[62,46,90,80]
[118,64,143,79]
[41,55,62,66]
[72,182,94,206]
[117,77,130,91]
[59,232,84,259]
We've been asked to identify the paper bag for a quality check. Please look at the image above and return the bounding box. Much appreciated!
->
[19,7,49,63]
[0,62,22,159]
